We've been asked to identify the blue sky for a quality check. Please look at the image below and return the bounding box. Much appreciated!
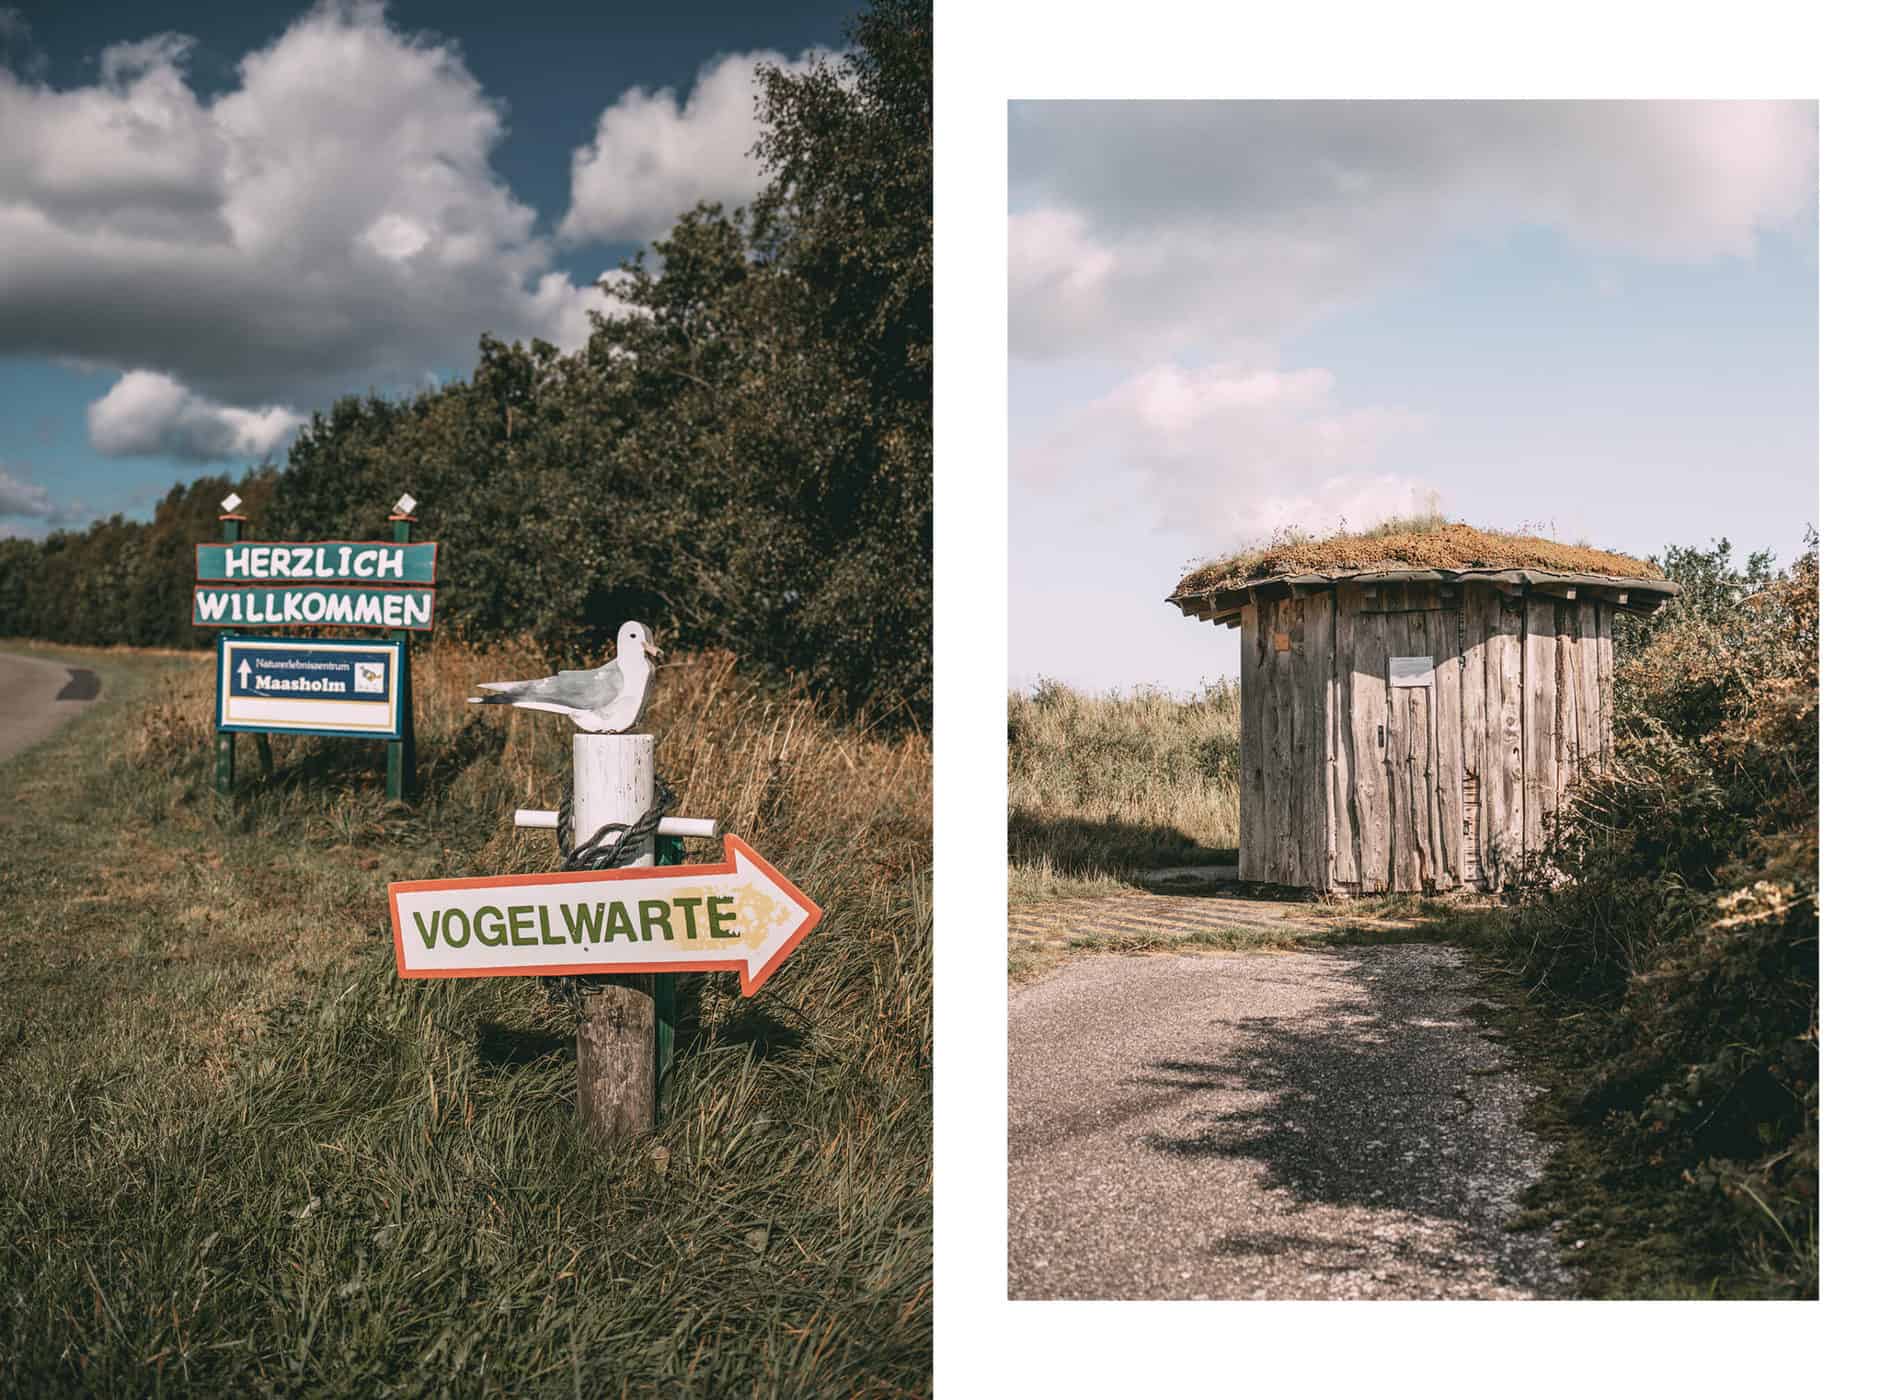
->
[1009,101,1818,693]
[0,0,857,536]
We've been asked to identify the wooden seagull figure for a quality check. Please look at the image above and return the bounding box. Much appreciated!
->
[468,621,659,733]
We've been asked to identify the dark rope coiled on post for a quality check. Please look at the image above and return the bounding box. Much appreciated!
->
[544,772,675,1011]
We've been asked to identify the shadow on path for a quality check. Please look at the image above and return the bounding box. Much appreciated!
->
[1009,811,1232,876]
[55,668,100,701]
[1131,948,1559,1293]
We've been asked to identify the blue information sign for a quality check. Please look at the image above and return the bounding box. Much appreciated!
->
[215,635,409,740]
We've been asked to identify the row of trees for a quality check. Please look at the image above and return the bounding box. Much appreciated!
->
[0,0,931,724]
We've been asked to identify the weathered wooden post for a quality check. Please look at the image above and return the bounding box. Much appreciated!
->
[214,496,244,795]
[570,733,659,1140]
[385,492,419,802]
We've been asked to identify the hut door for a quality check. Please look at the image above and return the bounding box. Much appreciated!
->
[1350,600,1462,894]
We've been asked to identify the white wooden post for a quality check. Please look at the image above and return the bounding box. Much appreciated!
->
[572,732,657,1141]
[571,733,655,866]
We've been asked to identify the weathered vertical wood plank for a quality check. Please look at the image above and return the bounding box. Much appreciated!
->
[1259,596,1277,883]
[1491,591,1525,886]
[1503,597,1527,872]
[1238,604,1263,883]
[1385,608,1425,892]
[1404,682,1433,891]
[1300,589,1333,891]
[1522,593,1558,855]
[1458,586,1489,889]
[1353,608,1390,892]
[1387,640,1412,893]
[1331,585,1360,889]
[1283,596,1306,887]
[1414,609,1436,891]
[1267,597,1293,884]
[1475,586,1502,888]
[1577,601,1602,780]
[1597,604,1616,766]
[1557,601,1581,831]
[1430,605,1462,889]
[1549,603,1567,838]
[1383,614,1408,891]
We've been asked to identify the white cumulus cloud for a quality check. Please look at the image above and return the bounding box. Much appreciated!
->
[0,0,611,416]
[1009,100,1817,361]
[86,370,304,462]
[0,463,88,530]
[559,48,828,247]
[1020,362,1432,545]
[0,465,58,518]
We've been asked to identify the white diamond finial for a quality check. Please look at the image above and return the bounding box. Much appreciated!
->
[221,493,242,513]
[394,492,418,516]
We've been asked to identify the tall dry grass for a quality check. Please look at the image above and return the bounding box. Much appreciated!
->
[1007,678,1240,901]
[2,637,931,1392]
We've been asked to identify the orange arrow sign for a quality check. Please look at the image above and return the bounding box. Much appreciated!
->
[386,836,821,996]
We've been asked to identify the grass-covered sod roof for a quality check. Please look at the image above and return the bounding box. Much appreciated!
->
[1172,519,1665,599]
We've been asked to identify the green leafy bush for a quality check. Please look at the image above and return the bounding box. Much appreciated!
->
[1507,535,1817,1294]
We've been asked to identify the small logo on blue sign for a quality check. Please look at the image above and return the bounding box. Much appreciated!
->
[231,646,387,701]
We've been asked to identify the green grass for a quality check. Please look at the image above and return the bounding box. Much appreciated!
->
[1007,679,1241,903]
[0,640,931,1395]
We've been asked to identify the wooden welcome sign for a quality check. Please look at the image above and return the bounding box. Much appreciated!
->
[193,540,438,629]
[204,492,430,799]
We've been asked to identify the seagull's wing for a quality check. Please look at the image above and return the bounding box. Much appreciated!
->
[471,663,622,711]
[495,699,585,718]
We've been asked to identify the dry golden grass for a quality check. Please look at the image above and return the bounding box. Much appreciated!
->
[1,638,932,1392]
[1174,519,1664,597]
[1008,679,1240,901]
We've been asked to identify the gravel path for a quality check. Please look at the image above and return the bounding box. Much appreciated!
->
[0,651,101,764]
[1009,945,1570,1299]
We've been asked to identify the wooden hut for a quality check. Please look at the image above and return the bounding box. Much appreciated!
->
[1169,524,1677,894]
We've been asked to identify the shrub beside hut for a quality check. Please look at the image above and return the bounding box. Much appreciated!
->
[1169,522,1678,894]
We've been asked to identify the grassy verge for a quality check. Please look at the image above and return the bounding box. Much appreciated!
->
[1437,909,1806,1300]
[1007,679,1240,904]
[1004,883,1481,984]
[0,639,930,1394]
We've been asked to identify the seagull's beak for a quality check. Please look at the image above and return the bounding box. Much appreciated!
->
[645,640,665,660]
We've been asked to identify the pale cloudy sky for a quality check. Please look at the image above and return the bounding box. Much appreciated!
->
[1009,100,1818,693]
[0,0,852,536]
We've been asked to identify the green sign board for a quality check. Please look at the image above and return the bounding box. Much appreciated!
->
[196,540,438,585]
[193,585,436,630]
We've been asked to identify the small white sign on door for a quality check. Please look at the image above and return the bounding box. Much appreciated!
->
[1389,655,1434,688]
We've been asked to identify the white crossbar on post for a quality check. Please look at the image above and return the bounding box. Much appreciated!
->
[512,809,718,838]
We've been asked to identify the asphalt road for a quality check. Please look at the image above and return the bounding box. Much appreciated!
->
[0,650,102,765]
[1009,946,1571,1300]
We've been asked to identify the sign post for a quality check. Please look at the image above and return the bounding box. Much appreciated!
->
[214,497,245,796]
[387,495,419,801]
[389,722,820,1143]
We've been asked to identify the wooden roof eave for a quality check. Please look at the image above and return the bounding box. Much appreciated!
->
[1170,567,1677,624]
